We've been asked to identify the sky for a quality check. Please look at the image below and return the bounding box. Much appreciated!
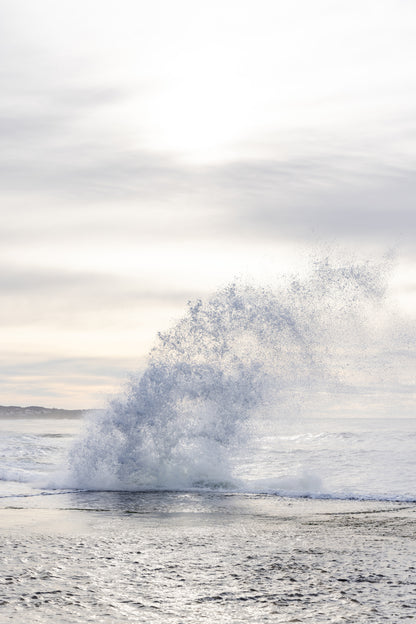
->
[1,0,415,408]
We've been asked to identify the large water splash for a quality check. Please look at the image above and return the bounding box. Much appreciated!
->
[68,255,406,492]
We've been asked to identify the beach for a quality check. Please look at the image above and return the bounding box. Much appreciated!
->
[1,493,415,623]
[2,1,416,621]
[1,409,415,623]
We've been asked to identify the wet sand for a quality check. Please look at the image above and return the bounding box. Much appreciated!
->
[1,495,415,623]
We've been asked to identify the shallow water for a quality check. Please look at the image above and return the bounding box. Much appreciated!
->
[1,416,415,623]
[1,415,415,501]
[1,260,415,621]
[66,267,415,493]
[1,493,415,623]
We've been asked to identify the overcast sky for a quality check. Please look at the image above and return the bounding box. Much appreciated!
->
[1,0,415,408]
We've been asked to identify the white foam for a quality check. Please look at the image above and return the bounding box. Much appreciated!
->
[65,255,414,496]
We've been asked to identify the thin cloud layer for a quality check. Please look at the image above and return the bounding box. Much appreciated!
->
[1,0,415,407]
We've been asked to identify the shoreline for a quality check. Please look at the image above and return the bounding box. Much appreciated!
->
[2,494,415,623]
[1,491,415,530]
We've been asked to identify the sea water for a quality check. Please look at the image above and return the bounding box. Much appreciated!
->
[1,255,415,500]
[62,255,414,498]
[1,414,415,624]
[0,414,415,502]
[0,256,415,622]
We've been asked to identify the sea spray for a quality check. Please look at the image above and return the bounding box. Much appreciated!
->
[68,255,401,492]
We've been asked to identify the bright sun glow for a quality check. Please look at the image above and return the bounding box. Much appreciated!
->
[1,0,415,407]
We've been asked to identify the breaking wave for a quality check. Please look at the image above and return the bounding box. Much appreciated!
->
[67,254,413,496]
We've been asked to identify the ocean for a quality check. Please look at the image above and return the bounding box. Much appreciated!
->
[1,259,415,621]
[1,411,415,502]
[0,412,415,623]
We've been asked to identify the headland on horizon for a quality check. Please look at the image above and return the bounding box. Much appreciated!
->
[0,405,93,419]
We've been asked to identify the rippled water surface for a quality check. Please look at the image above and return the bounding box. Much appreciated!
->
[1,492,415,623]
[1,259,415,621]
[1,414,416,622]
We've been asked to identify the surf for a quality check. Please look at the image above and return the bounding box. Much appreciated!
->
[66,253,414,497]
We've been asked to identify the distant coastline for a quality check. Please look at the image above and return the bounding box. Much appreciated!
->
[0,405,95,418]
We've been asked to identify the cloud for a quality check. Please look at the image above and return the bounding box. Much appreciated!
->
[1,0,415,247]
[215,158,416,242]
[0,265,199,326]
[0,355,141,382]
[1,0,415,408]
[0,355,140,408]
[1,146,415,245]
[0,133,194,202]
